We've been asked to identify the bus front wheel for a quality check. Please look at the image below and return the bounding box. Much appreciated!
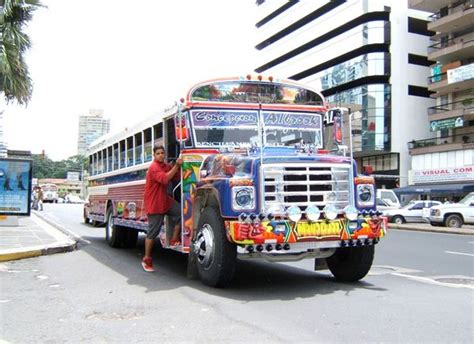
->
[326,245,374,282]
[195,207,236,288]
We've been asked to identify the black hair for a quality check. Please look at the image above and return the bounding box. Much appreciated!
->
[153,145,165,154]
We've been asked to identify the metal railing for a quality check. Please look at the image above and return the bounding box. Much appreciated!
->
[428,0,473,21]
[408,132,474,149]
[428,72,447,84]
[428,34,474,53]
[428,98,474,115]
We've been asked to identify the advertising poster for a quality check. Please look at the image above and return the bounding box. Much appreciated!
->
[0,158,32,216]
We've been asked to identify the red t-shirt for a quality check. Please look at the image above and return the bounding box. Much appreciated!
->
[144,160,176,215]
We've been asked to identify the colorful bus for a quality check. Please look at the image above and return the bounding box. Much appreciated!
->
[84,75,386,287]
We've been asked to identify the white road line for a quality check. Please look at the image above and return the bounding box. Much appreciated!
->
[445,250,474,257]
[392,273,474,290]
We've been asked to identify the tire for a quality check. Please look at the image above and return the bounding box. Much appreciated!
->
[195,207,236,288]
[326,245,375,282]
[83,209,90,224]
[392,215,405,224]
[123,230,138,248]
[105,207,126,248]
[445,214,463,228]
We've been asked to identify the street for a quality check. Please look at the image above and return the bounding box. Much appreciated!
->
[1,203,473,343]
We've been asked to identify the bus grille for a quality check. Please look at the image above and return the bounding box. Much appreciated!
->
[261,163,351,212]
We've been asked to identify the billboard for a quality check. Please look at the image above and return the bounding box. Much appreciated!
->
[0,158,33,216]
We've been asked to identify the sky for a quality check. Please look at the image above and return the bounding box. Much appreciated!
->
[2,0,257,161]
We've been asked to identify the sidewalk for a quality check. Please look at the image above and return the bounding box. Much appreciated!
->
[0,212,77,262]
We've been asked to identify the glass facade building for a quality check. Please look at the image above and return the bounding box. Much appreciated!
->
[254,0,434,188]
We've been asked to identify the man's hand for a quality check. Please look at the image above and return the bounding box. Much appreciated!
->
[175,157,183,166]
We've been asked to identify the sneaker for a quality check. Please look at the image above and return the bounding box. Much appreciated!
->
[141,257,154,272]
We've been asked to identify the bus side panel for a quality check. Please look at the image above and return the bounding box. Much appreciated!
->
[109,183,146,220]
[181,154,206,248]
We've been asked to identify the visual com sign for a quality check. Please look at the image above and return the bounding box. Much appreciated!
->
[0,158,32,216]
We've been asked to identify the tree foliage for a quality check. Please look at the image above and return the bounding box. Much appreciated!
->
[32,154,88,179]
[1,0,44,105]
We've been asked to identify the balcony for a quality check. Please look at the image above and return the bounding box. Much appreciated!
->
[408,132,474,155]
[428,32,474,63]
[428,63,474,96]
[428,98,474,121]
[409,0,452,12]
[428,0,474,34]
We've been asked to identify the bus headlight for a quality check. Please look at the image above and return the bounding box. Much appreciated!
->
[323,205,338,220]
[287,206,302,222]
[344,205,358,221]
[357,184,375,207]
[232,186,255,210]
[305,205,321,222]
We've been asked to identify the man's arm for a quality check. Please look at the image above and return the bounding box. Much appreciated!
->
[166,158,182,182]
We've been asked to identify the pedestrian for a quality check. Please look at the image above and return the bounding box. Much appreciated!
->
[37,186,44,211]
[141,145,182,272]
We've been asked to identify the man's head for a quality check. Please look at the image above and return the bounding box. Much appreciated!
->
[153,145,166,163]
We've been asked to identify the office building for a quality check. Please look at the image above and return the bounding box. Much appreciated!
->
[406,0,474,198]
[77,109,110,155]
[254,0,435,188]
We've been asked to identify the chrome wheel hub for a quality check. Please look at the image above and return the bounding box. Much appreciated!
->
[195,224,215,270]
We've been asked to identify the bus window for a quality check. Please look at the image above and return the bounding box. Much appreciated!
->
[144,128,152,162]
[119,140,126,168]
[153,123,163,147]
[135,132,143,165]
[107,146,112,172]
[126,136,134,166]
[113,143,119,170]
[165,118,178,160]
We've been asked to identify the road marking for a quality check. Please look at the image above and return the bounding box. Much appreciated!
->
[445,250,474,257]
[392,273,474,290]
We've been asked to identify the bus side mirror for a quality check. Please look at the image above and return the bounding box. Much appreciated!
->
[174,117,189,142]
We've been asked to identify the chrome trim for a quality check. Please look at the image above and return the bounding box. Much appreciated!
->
[260,163,351,212]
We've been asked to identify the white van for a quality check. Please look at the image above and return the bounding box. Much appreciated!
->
[377,189,401,208]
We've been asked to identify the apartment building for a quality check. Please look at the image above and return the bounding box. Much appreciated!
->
[407,0,474,199]
[254,0,435,189]
[77,109,110,156]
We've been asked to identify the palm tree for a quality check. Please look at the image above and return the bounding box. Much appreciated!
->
[0,0,43,105]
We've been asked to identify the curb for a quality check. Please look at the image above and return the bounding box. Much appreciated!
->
[0,242,77,262]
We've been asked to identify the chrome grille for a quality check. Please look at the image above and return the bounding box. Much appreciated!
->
[261,163,351,212]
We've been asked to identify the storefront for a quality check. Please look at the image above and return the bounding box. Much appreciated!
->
[393,166,474,202]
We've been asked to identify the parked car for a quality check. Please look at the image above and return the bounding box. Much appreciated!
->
[65,194,85,204]
[377,189,401,208]
[384,200,442,224]
[376,198,400,212]
[429,192,474,228]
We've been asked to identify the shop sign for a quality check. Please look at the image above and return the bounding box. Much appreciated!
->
[412,166,474,184]
[430,117,463,131]
[447,64,474,84]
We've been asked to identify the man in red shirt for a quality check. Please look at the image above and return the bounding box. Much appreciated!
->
[142,145,182,272]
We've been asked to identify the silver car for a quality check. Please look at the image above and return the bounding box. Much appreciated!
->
[384,200,442,224]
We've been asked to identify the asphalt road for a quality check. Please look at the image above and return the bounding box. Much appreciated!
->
[1,203,473,343]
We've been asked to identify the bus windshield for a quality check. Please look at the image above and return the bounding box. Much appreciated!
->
[190,109,323,148]
[191,81,324,106]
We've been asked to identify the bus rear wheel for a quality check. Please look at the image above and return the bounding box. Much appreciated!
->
[326,245,374,282]
[195,207,236,288]
[105,208,126,248]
